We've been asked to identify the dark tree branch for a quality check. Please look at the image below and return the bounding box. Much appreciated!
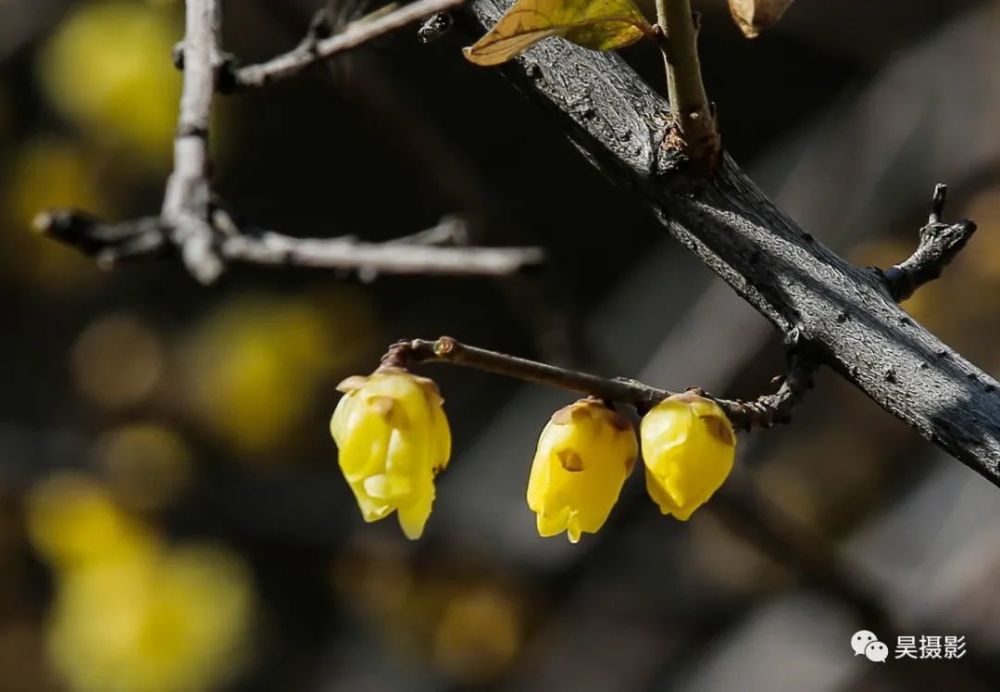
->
[460,0,998,486]
[33,211,543,278]
[883,184,977,302]
[231,0,465,89]
[383,336,814,431]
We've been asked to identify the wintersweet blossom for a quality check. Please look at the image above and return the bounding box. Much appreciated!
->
[330,368,451,539]
[527,399,638,543]
[641,392,736,520]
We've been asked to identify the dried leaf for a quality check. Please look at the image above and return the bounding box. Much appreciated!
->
[728,0,796,38]
[464,0,651,67]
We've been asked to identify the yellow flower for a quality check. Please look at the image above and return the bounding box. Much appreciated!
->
[641,392,736,520]
[527,399,637,543]
[330,368,451,539]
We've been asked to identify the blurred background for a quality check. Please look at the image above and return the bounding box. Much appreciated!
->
[1,0,1000,690]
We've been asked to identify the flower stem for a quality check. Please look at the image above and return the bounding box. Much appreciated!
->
[654,0,720,171]
[383,337,812,430]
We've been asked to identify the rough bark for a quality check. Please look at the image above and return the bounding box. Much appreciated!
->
[463,0,1000,486]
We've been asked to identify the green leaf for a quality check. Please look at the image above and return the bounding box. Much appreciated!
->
[464,0,652,67]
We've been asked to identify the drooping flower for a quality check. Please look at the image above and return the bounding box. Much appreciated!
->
[527,399,638,543]
[640,392,736,520]
[330,368,451,539]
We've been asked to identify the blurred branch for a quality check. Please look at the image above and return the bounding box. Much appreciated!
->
[35,0,542,281]
[462,0,1000,487]
[882,184,977,302]
[34,210,542,278]
[385,336,814,430]
[712,475,889,629]
[162,0,225,283]
[231,0,465,89]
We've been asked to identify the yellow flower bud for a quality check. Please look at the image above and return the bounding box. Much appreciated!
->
[527,399,637,543]
[641,392,736,520]
[330,368,451,539]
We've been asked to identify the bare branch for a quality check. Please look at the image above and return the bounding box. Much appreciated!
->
[162,0,224,283]
[382,336,814,430]
[882,184,977,302]
[232,0,465,89]
[33,0,546,282]
[33,210,543,278]
[220,228,542,277]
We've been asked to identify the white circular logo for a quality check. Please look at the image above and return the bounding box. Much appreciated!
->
[865,640,888,663]
[851,630,879,656]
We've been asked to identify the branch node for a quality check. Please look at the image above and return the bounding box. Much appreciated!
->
[653,0,720,172]
[214,53,239,94]
[882,183,977,302]
[434,336,457,356]
[231,0,465,89]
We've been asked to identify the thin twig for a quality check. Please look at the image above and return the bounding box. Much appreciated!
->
[882,184,977,301]
[383,336,813,430]
[161,0,224,283]
[233,0,465,89]
[383,215,469,246]
[33,210,543,278]
[653,0,720,170]
[220,228,542,277]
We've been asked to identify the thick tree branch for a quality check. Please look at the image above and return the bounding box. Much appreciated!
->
[383,336,814,430]
[461,0,1000,486]
[232,0,465,89]
[882,184,977,302]
[33,210,543,277]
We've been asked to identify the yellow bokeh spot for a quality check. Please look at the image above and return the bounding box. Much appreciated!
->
[960,185,1000,284]
[48,544,254,692]
[2,138,107,291]
[184,292,375,455]
[333,546,525,683]
[28,474,255,692]
[72,313,165,409]
[95,423,193,512]
[433,586,522,683]
[26,473,157,570]
[38,0,182,169]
